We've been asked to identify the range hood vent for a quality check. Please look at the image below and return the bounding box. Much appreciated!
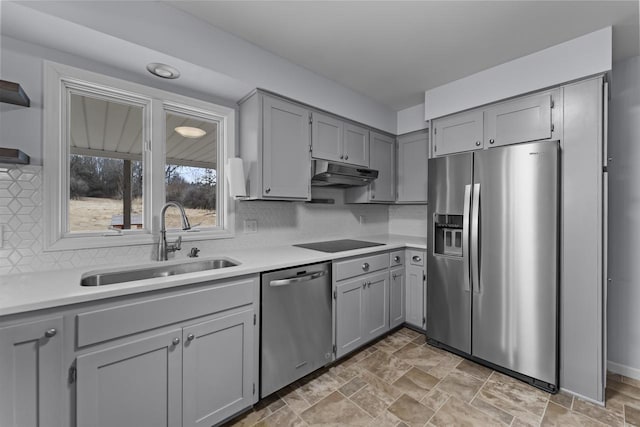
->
[311,160,378,187]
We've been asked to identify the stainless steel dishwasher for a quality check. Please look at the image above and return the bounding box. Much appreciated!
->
[261,262,332,397]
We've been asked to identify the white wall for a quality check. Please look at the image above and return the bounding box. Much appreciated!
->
[397,103,428,135]
[3,1,396,134]
[607,55,640,379]
[388,205,428,237]
[424,27,613,120]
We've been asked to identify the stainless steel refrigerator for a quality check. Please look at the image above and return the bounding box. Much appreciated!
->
[427,139,559,393]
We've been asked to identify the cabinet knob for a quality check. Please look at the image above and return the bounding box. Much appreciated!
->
[340,155,344,160]
[489,139,495,144]
[44,328,57,338]
[371,194,375,199]
[412,256,422,263]
[394,256,401,263]
[172,337,181,346]
[392,273,396,279]
[475,141,481,147]
[265,188,271,194]
[345,155,349,160]
[362,282,367,288]
[187,333,195,342]
[362,262,369,271]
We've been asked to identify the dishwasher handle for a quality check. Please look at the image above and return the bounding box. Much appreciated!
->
[269,270,327,287]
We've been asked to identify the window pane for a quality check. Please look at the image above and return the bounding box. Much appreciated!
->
[68,93,144,232]
[165,111,218,229]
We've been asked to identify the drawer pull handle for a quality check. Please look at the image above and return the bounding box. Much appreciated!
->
[362,262,369,271]
[412,256,422,263]
[172,337,180,346]
[44,328,57,338]
[187,333,195,342]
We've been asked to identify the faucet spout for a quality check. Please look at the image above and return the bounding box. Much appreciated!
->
[158,201,191,261]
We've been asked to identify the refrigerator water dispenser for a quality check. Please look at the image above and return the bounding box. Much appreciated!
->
[434,215,463,257]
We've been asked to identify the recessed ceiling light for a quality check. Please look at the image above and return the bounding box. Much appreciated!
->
[146,63,180,79]
[175,126,206,138]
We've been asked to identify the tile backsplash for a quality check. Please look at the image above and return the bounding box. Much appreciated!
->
[0,165,400,275]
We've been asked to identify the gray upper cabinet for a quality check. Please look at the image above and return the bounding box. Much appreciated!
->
[311,112,343,162]
[240,91,311,200]
[0,317,64,427]
[76,329,183,427]
[484,92,553,148]
[345,131,395,203]
[432,110,483,157]
[397,130,429,203]
[182,309,254,427]
[342,122,369,167]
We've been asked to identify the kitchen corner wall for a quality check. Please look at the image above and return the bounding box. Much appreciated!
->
[0,169,389,275]
[607,54,640,379]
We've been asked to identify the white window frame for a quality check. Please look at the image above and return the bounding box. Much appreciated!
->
[43,61,235,251]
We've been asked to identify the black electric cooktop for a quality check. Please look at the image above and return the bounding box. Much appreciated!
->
[294,239,385,253]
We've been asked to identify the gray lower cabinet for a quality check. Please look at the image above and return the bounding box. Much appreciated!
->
[0,317,64,427]
[389,267,405,329]
[405,250,426,329]
[76,329,183,427]
[335,277,366,357]
[182,309,254,427]
[335,267,390,358]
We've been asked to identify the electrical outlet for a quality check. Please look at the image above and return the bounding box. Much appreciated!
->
[244,219,258,233]
[359,215,366,225]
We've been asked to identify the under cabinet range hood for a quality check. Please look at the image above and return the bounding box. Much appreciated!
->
[311,160,378,187]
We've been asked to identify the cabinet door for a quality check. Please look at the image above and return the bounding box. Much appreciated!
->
[0,317,63,427]
[336,278,366,358]
[343,122,369,166]
[432,110,483,156]
[389,267,405,329]
[484,92,552,148]
[182,309,254,427]
[405,264,425,329]
[76,329,182,427]
[369,132,395,202]
[364,271,389,340]
[397,131,428,202]
[311,112,343,162]
[262,96,311,199]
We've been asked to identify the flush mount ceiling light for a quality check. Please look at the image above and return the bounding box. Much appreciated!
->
[146,63,180,79]
[175,126,206,138]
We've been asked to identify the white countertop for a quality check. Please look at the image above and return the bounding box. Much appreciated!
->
[0,235,426,317]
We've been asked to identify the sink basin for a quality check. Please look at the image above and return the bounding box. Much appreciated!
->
[81,259,239,286]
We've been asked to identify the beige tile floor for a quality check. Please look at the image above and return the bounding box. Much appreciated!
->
[225,328,640,426]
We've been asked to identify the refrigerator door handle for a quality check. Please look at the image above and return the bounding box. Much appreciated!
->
[471,183,481,293]
[462,184,472,292]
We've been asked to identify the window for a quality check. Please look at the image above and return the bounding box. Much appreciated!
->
[44,62,235,250]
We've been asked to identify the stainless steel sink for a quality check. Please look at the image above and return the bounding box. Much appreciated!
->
[81,259,239,286]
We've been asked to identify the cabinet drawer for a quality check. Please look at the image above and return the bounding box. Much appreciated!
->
[390,251,404,267]
[335,253,389,281]
[76,277,256,348]
[408,250,425,266]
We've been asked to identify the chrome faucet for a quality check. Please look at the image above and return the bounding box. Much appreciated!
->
[158,201,191,261]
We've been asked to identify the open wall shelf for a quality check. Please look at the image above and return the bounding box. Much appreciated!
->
[0,80,30,107]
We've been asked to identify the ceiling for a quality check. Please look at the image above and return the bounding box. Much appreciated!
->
[170,1,639,111]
